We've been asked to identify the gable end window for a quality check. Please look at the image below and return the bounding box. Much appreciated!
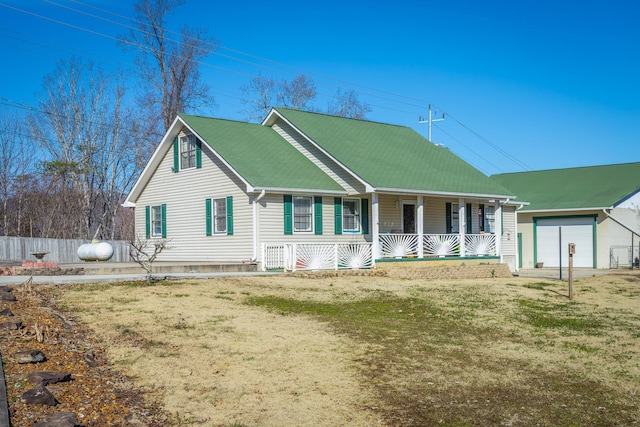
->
[181,134,197,169]
[173,134,202,172]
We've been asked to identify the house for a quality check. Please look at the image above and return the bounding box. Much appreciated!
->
[124,108,522,271]
[492,162,640,269]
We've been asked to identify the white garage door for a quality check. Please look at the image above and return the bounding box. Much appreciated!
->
[536,217,594,268]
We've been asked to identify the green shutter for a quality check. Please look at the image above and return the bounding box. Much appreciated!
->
[145,206,150,238]
[446,203,452,234]
[196,139,202,169]
[334,197,342,235]
[173,138,179,172]
[466,204,472,234]
[205,198,212,236]
[361,199,369,235]
[314,196,323,235]
[161,204,167,238]
[226,196,233,235]
[284,195,292,235]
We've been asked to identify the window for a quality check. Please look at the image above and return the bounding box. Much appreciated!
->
[451,203,460,233]
[180,134,197,169]
[145,204,166,238]
[213,198,227,234]
[484,206,496,234]
[343,199,361,232]
[206,197,233,236]
[293,196,313,232]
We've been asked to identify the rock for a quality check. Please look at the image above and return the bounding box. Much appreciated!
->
[32,411,78,427]
[13,349,46,364]
[0,290,16,301]
[84,348,96,367]
[20,383,58,406]
[0,319,21,330]
[0,307,14,316]
[0,285,13,293]
[27,371,72,386]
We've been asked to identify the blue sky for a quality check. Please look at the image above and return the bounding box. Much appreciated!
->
[0,0,638,175]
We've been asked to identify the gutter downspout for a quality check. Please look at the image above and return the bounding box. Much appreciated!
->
[252,190,267,262]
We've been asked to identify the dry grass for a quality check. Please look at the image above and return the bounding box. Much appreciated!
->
[54,271,640,426]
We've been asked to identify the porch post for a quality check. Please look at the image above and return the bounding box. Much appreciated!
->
[459,198,466,257]
[496,203,503,262]
[417,196,424,258]
[372,193,380,261]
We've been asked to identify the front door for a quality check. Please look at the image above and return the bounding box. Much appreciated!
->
[403,204,416,234]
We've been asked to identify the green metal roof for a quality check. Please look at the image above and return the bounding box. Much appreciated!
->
[492,162,640,211]
[179,114,344,192]
[275,108,514,197]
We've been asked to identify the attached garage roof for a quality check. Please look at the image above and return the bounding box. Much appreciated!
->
[492,162,640,211]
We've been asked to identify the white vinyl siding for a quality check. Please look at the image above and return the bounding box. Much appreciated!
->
[258,194,371,245]
[135,132,252,262]
[424,199,447,234]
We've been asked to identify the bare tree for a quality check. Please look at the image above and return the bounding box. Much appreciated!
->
[240,73,278,122]
[277,74,317,111]
[120,0,217,136]
[328,89,372,119]
[129,233,172,284]
[0,109,35,236]
[240,74,373,121]
[240,74,318,121]
[30,57,139,240]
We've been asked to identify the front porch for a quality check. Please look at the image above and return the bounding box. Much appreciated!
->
[262,232,498,271]
[261,193,512,272]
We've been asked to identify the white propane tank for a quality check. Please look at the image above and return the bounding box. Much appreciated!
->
[77,241,114,262]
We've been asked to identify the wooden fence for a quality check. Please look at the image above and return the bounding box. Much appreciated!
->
[0,236,131,263]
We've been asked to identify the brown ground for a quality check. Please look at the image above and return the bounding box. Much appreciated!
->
[1,279,167,427]
[1,270,639,426]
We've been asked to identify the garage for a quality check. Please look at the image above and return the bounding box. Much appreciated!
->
[535,217,595,268]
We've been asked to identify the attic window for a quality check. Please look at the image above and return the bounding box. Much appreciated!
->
[180,134,197,169]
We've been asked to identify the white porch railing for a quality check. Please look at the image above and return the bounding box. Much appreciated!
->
[423,234,461,257]
[262,234,497,271]
[379,233,419,258]
[464,233,497,256]
[262,243,373,271]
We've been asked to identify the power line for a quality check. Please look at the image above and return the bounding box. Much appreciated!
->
[0,1,529,173]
